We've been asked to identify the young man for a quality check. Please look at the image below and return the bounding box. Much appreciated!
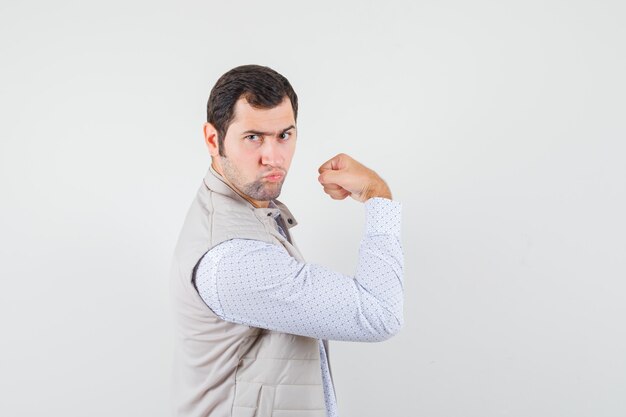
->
[170,64,404,417]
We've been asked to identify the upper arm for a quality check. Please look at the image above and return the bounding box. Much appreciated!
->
[196,238,401,342]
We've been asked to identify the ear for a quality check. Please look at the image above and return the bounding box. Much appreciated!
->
[203,122,220,157]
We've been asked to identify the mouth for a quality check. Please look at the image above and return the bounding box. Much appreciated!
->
[263,171,285,182]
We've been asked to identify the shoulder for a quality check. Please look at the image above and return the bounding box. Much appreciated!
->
[194,239,264,311]
[204,192,275,246]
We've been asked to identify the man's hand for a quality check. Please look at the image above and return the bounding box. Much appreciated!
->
[317,153,392,202]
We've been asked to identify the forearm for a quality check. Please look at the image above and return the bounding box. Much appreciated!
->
[351,197,404,339]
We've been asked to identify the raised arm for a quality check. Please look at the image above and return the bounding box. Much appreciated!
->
[195,153,404,341]
[194,196,403,342]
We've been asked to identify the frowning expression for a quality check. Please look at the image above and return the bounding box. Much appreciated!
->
[205,96,297,208]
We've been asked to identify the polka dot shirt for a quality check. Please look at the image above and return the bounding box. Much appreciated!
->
[194,197,404,417]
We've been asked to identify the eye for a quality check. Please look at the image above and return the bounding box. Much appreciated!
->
[279,131,292,140]
[245,134,261,142]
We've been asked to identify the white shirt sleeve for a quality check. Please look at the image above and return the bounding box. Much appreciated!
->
[194,197,404,342]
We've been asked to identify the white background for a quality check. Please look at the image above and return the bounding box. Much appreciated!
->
[1,1,625,416]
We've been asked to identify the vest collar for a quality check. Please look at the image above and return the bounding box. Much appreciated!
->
[202,164,299,229]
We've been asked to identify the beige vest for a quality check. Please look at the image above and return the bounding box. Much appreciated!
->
[170,165,328,417]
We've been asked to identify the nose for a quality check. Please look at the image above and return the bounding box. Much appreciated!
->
[260,138,285,167]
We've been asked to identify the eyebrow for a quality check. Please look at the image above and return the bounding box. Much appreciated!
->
[241,125,296,136]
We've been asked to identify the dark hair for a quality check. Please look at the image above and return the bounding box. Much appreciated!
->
[207,64,298,157]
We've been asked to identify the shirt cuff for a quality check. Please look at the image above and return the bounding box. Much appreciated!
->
[364,197,402,237]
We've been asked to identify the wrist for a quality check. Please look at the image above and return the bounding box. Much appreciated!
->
[364,179,392,201]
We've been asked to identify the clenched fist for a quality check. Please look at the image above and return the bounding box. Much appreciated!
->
[317,153,392,202]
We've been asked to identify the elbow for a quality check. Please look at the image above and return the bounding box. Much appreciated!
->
[352,278,405,342]
[366,310,404,342]
[384,312,405,340]
[391,311,405,337]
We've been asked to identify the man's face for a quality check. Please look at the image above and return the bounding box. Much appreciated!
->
[211,96,297,207]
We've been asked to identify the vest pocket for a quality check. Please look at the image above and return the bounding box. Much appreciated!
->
[232,381,276,417]
[231,381,260,417]
[256,384,276,417]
